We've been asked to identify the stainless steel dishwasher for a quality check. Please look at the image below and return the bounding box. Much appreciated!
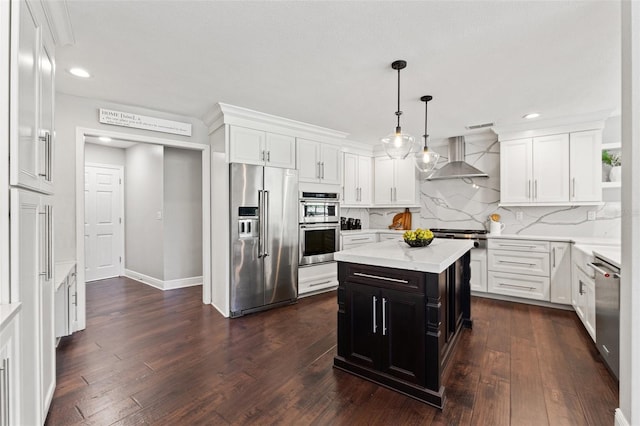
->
[590,257,620,379]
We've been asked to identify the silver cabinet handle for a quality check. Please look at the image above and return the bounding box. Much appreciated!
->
[317,161,321,179]
[390,188,393,202]
[267,151,271,162]
[263,190,269,258]
[309,279,333,288]
[382,297,387,336]
[579,280,585,295]
[393,187,397,202]
[353,272,409,284]
[48,205,53,279]
[350,237,372,242]
[497,260,537,266]
[552,247,556,268]
[372,296,377,334]
[535,180,538,200]
[572,178,576,198]
[527,180,531,199]
[496,243,538,249]
[321,162,325,179]
[587,262,620,278]
[498,282,536,291]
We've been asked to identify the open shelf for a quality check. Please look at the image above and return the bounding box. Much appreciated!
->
[602,181,621,189]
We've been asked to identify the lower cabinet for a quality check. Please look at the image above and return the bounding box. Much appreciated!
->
[0,307,20,426]
[335,254,472,409]
[55,262,78,338]
[298,262,338,296]
[469,248,487,292]
[571,246,596,341]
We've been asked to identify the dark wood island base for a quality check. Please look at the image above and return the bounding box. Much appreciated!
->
[333,251,472,409]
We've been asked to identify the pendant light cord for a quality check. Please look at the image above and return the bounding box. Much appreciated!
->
[423,99,428,149]
[396,68,402,130]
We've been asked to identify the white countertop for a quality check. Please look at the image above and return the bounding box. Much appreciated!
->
[574,243,621,269]
[341,229,405,235]
[487,234,620,245]
[334,238,474,273]
[55,261,77,291]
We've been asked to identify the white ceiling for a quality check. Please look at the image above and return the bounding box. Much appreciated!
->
[56,1,621,144]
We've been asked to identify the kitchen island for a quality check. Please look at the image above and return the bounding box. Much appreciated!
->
[333,238,474,409]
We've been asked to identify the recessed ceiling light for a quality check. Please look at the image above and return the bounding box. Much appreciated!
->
[68,67,91,78]
[98,136,112,143]
[523,112,540,119]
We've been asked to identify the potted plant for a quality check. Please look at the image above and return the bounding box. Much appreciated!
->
[602,150,622,182]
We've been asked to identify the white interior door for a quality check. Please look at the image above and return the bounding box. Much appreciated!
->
[85,165,123,282]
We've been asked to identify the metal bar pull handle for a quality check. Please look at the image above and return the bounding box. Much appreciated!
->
[267,151,271,162]
[263,191,269,257]
[579,280,585,295]
[372,296,377,334]
[382,297,387,336]
[535,180,538,200]
[38,131,49,177]
[552,247,556,268]
[527,180,531,199]
[321,162,325,179]
[390,188,393,202]
[47,205,53,280]
[572,178,576,198]
[587,262,620,278]
[258,190,264,258]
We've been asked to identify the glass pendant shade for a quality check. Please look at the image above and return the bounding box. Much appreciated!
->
[415,145,440,172]
[382,129,414,159]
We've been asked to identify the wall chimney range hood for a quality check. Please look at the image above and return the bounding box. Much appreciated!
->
[426,136,489,180]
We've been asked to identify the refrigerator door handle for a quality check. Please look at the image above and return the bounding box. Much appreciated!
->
[263,190,269,258]
[258,190,264,258]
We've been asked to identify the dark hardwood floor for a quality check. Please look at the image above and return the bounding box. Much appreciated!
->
[46,277,618,425]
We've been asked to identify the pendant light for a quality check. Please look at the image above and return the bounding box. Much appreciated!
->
[414,95,440,173]
[381,60,414,159]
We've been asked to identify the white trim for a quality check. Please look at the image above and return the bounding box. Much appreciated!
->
[76,126,212,332]
[164,276,203,290]
[84,163,125,279]
[494,119,607,142]
[0,0,10,303]
[123,269,201,291]
[615,408,630,426]
[124,269,163,290]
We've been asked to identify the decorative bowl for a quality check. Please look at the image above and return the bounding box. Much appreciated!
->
[404,237,434,247]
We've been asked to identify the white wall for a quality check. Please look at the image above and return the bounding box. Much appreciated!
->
[125,144,164,280]
[163,147,202,280]
[53,93,208,261]
[84,143,126,167]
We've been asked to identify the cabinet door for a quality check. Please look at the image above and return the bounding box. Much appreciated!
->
[38,41,54,194]
[297,139,320,182]
[68,269,78,332]
[500,139,532,203]
[469,249,487,292]
[265,133,296,169]
[550,242,571,304]
[584,279,596,342]
[40,203,55,417]
[532,134,569,203]
[393,158,416,205]
[357,155,372,204]
[229,126,265,165]
[0,313,20,426]
[10,1,40,191]
[380,288,425,386]
[343,153,358,204]
[319,144,341,184]
[570,130,601,202]
[374,157,394,204]
[344,282,380,369]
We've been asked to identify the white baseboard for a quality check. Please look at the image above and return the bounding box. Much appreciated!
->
[615,408,630,426]
[164,276,202,290]
[124,269,202,291]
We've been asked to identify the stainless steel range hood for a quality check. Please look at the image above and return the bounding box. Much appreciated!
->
[426,136,488,180]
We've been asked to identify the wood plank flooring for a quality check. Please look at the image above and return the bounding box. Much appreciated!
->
[46,277,618,425]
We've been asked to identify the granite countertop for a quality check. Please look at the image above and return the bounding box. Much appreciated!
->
[334,239,474,273]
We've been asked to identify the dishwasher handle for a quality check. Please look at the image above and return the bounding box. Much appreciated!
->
[588,262,620,279]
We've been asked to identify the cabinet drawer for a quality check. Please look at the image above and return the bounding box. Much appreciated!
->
[488,249,549,276]
[299,262,338,295]
[488,270,550,301]
[488,239,549,253]
[342,233,377,246]
[378,233,402,241]
[340,263,425,293]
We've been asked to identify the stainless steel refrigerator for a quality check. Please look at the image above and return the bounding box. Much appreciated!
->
[230,163,299,317]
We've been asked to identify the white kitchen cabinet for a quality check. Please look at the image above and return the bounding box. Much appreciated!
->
[377,232,402,241]
[549,242,571,305]
[341,232,377,250]
[373,157,416,205]
[571,246,596,342]
[343,153,372,205]
[470,248,487,293]
[488,249,550,277]
[229,126,296,169]
[298,262,338,296]
[569,130,602,202]
[488,270,550,301]
[0,306,21,426]
[54,262,77,338]
[10,189,54,425]
[10,0,55,194]
[297,139,341,184]
[500,131,601,206]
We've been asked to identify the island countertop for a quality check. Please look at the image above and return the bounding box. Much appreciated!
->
[334,238,474,274]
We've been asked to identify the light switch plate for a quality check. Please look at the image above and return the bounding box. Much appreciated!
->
[516,211,523,221]
[156,211,163,220]
[587,211,596,221]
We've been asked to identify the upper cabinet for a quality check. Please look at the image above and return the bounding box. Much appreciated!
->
[297,139,341,185]
[229,126,296,169]
[10,0,55,194]
[373,157,416,206]
[500,130,601,206]
[343,153,372,206]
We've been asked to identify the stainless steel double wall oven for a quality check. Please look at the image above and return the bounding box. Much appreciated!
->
[299,192,340,266]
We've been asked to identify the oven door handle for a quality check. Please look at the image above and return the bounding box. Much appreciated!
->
[299,223,340,230]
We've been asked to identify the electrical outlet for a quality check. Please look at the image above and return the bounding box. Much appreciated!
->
[516,211,523,221]
[156,211,163,220]
[587,211,596,221]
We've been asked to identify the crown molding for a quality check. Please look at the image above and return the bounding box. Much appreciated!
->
[203,103,349,143]
[40,0,75,46]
